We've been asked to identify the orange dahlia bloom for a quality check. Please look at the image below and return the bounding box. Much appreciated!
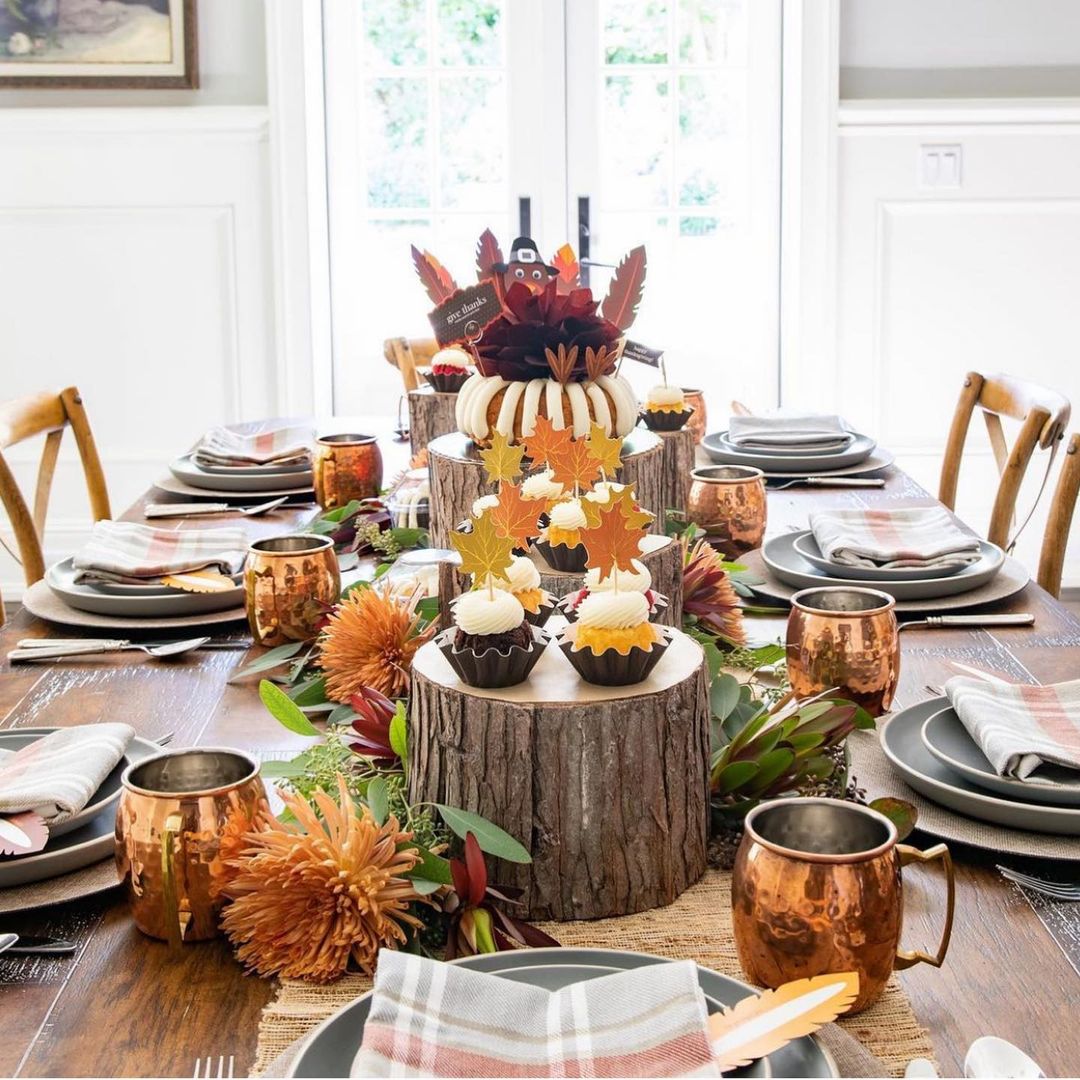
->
[220,776,425,982]
[318,584,435,701]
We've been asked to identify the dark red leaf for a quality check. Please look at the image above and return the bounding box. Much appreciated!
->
[464,833,488,907]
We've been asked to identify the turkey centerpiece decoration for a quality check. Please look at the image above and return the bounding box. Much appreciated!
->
[412,229,647,447]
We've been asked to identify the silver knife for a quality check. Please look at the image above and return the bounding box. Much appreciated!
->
[0,935,77,956]
[898,613,1035,632]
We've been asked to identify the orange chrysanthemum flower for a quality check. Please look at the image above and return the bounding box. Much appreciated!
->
[317,585,435,701]
[681,537,747,646]
[221,776,426,982]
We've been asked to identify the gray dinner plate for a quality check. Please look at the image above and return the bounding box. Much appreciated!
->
[790,531,999,583]
[762,532,1006,600]
[46,558,244,617]
[288,947,836,1079]
[170,453,314,493]
[703,431,876,473]
[881,700,1080,835]
[0,728,159,887]
[921,706,1080,807]
[0,730,127,838]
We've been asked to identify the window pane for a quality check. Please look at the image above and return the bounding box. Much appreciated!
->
[603,0,669,63]
[365,78,430,209]
[363,0,427,66]
[678,73,725,207]
[677,0,745,65]
[438,75,507,210]
[438,0,504,66]
[602,74,671,208]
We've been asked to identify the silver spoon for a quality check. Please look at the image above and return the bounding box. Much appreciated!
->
[144,496,289,519]
[0,933,17,956]
[7,637,211,662]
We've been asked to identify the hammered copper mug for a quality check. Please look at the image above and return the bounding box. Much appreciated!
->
[732,798,955,1013]
[116,749,267,945]
[787,586,899,717]
[244,534,340,646]
[313,433,383,510]
[687,465,767,557]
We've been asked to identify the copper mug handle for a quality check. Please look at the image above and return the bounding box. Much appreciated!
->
[894,842,955,970]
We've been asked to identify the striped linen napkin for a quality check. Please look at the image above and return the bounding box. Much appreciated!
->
[351,951,720,1078]
[194,425,314,467]
[809,507,982,570]
[0,724,134,824]
[946,677,1080,781]
[71,521,246,584]
[727,412,853,452]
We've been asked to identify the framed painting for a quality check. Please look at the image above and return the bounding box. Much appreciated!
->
[0,0,198,88]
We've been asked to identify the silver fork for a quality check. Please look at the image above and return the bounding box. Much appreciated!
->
[768,477,886,490]
[998,865,1080,901]
[192,1055,234,1079]
[8,637,210,662]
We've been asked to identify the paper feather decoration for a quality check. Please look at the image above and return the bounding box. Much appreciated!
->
[412,245,458,305]
[708,972,860,1072]
[601,245,647,331]
[551,243,580,293]
[0,811,49,856]
[545,344,579,385]
[475,228,504,284]
[160,569,237,594]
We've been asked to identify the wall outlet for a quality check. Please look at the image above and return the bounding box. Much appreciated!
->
[918,144,963,188]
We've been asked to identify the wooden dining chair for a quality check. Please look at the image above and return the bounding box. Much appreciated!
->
[384,337,439,393]
[0,387,112,625]
[1037,432,1080,598]
[939,371,1071,551]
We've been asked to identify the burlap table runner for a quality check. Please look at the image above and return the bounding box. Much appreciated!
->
[252,870,936,1078]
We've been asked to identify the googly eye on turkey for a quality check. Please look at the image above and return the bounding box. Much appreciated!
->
[514,267,525,278]
[531,269,543,280]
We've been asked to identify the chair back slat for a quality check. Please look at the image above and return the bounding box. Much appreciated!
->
[384,337,440,393]
[1038,432,1080,598]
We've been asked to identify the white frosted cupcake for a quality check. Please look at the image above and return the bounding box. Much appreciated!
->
[440,587,546,688]
[558,590,668,686]
[521,468,564,509]
[476,554,555,627]
[538,497,589,571]
[641,384,692,431]
[423,347,472,392]
[471,493,500,517]
[560,557,666,622]
[584,480,627,506]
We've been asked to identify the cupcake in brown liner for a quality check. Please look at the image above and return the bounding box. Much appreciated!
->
[440,589,548,688]
[640,384,693,432]
[558,591,672,686]
[559,558,667,623]
[536,496,589,572]
[419,346,473,393]
[475,554,556,629]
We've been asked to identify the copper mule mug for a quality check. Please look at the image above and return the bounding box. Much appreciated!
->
[686,465,767,558]
[244,534,341,646]
[682,388,707,445]
[732,798,955,1013]
[787,586,900,717]
[116,749,267,945]
[313,432,383,510]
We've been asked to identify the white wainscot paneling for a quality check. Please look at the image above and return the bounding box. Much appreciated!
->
[835,101,1080,587]
[0,108,274,599]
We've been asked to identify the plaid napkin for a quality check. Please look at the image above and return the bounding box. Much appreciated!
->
[71,521,246,584]
[727,412,853,452]
[809,507,982,570]
[194,425,314,467]
[946,677,1080,781]
[0,723,134,823]
[351,951,719,1078]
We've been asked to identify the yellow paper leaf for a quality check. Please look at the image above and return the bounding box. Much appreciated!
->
[160,570,236,594]
[451,513,516,586]
[585,422,623,476]
[609,486,654,531]
[478,430,525,484]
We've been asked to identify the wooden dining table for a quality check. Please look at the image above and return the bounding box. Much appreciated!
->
[1,434,1079,1079]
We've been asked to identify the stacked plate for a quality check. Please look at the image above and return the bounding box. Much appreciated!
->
[163,452,314,499]
[0,728,159,888]
[882,698,1080,836]
[703,429,893,479]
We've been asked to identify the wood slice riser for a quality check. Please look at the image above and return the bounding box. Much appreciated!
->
[656,427,696,520]
[408,388,460,457]
[408,643,710,920]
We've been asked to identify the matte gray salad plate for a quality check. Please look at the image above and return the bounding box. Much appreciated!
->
[921,706,1080,807]
[0,728,159,887]
[881,701,1080,835]
[193,457,311,477]
[46,558,244,617]
[287,948,836,1078]
[170,453,314,493]
[790,531,998,583]
[702,430,876,472]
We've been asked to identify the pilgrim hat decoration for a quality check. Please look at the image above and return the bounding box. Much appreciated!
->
[493,236,559,293]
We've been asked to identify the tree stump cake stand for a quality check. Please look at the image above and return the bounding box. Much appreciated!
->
[436,532,684,630]
[655,426,696,521]
[427,429,665,549]
[408,625,710,920]
[407,387,460,457]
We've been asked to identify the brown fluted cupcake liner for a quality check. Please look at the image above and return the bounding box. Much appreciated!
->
[639,405,694,432]
[436,624,548,688]
[420,368,471,393]
[558,626,673,686]
[522,595,556,629]
[535,538,588,573]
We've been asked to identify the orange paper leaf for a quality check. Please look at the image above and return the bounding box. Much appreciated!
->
[552,243,580,293]
[488,483,539,547]
[585,422,623,476]
[600,245,647,331]
[579,497,646,582]
[544,344,579,385]
[549,438,603,493]
[451,513,516,585]
[478,430,525,484]
[522,414,574,470]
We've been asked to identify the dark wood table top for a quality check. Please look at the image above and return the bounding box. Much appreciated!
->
[2,444,1079,1078]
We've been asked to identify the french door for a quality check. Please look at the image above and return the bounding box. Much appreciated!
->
[322,0,781,421]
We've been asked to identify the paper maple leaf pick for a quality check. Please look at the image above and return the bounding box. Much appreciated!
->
[585,422,623,477]
[549,438,603,494]
[479,430,525,485]
[580,497,647,583]
[488,483,537,548]
[0,811,49,856]
[609,485,654,531]
[708,972,860,1072]
[521,414,573,469]
[451,512,515,588]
